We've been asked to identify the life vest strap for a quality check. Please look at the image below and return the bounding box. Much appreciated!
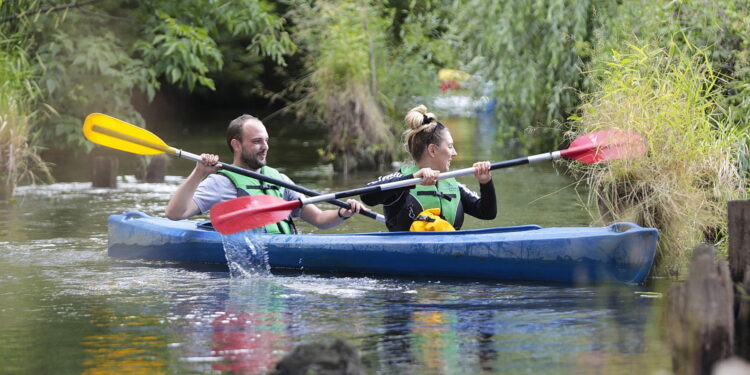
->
[245,184,280,191]
[417,190,456,201]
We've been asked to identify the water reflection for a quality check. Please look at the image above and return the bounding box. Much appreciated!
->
[81,309,167,375]
[207,280,290,374]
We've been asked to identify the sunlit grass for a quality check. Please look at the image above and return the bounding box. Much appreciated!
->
[570,41,747,277]
[0,40,51,201]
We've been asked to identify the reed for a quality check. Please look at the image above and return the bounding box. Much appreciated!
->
[570,41,747,277]
[0,40,51,201]
[286,1,395,173]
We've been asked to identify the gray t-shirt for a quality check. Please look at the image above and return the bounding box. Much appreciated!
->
[193,173,303,217]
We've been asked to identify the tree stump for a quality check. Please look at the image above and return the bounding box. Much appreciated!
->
[91,156,118,188]
[667,244,734,375]
[135,155,167,183]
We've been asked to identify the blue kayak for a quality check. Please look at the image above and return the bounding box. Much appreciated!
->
[108,211,657,284]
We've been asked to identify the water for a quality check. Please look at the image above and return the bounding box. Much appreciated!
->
[0,115,671,374]
[223,232,272,278]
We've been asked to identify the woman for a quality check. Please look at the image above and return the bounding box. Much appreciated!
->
[361,105,497,231]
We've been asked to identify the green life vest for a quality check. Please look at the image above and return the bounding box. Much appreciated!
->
[217,167,295,234]
[400,165,460,226]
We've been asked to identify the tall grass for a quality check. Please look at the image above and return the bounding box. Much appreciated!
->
[0,40,51,201]
[570,41,747,277]
[286,1,395,173]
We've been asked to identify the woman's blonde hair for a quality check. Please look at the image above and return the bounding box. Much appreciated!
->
[403,104,446,160]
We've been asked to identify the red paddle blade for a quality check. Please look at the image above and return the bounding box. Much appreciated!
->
[210,195,301,235]
[561,129,647,163]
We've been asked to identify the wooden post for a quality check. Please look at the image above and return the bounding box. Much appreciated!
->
[91,155,118,188]
[729,200,750,284]
[729,200,750,360]
[737,270,750,360]
[145,155,166,183]
[135,155,167,183]
[667,244,734,375]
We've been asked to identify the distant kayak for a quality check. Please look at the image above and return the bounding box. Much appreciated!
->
[108,212,657,284]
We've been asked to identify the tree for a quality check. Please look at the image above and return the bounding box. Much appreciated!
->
[1,0,296,151]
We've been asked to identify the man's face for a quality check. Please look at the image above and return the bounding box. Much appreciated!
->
[238,120,269,170]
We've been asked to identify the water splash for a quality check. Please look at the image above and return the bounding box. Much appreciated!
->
[220,230,271,278]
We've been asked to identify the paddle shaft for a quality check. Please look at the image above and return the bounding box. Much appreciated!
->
[298,146,593,206]
[90,124,385,222]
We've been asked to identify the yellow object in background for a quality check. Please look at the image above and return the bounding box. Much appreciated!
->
[438,69,471,83]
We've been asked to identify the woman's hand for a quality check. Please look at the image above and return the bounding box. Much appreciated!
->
[414,167,440,186]
[338,199,362,219]
[473,161,492,184]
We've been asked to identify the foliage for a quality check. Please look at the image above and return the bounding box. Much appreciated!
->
[286,0,394,172]
[376,0,456,118]
[285,0,456,171]
[0,36,51,200]
[2,0,296,152]
[570,42,747,277]
[589,0,750,177]
[446,0,598,151]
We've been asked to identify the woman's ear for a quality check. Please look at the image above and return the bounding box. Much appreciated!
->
[427,143,437,158]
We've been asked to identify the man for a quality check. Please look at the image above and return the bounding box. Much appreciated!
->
[166,114,362,233]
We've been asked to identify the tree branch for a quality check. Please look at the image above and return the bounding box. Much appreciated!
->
[1,0,104,24]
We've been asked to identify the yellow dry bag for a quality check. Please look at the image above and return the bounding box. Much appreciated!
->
[409,208,456,232]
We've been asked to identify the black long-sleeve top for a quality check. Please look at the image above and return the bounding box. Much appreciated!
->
[361,171,497,231]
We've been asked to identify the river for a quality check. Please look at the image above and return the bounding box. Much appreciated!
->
[0,112,670,374]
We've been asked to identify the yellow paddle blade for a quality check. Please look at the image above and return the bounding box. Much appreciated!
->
[82,113,175,155]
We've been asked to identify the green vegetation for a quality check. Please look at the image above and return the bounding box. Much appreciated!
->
[446,0,597,150]
[567,0,750,276]
[570,42,746,276]
[1,0,296,152]
[0,37,51,200]
[587,0,750,177]
[286,0,393,172]
[285,0,453,172]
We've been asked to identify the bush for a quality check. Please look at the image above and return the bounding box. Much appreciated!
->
[0,40,51,200]
[570,41,747,276]
[287,1,395,173]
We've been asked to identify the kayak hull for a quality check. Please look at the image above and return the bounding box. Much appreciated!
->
[108,212,658,284]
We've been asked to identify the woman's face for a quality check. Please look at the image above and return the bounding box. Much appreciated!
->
[430,129,457,172]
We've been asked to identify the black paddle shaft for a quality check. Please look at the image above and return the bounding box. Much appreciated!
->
[301,156,535,204]
[218,163,382,221]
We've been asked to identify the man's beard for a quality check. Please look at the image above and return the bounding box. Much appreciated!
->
[241,153,266,170]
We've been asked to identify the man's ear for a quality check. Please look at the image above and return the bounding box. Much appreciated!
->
[230,138,240,152]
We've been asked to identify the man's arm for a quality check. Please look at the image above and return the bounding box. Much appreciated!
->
[165,154,220,220]
[299,199,362,229]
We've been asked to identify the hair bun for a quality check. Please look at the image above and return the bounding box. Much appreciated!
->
[405,104,437,129]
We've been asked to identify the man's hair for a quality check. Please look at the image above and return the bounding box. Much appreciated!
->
[226,114,260,153]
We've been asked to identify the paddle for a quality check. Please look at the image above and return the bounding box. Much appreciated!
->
[210,128,646,234]
[81,113,386,223]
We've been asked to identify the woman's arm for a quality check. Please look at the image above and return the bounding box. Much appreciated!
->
[460,180,497,220]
